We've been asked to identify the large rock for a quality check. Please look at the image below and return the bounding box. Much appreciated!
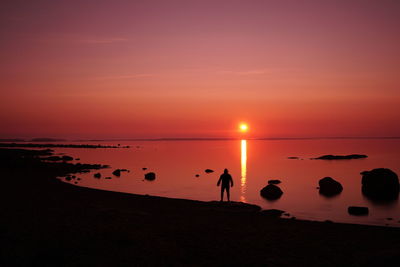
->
[260,184,283,200]
[319,177,343,196]
[361,168,399,200]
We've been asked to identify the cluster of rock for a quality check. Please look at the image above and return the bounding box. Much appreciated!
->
[259,167,399,219]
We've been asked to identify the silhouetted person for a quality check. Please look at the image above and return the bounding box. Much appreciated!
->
[217,168,234,202]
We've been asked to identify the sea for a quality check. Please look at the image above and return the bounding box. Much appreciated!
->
[31,138,400,226]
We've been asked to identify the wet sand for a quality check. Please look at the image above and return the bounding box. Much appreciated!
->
[2,148,400,266]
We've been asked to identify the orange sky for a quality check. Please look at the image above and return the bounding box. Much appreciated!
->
[1,0,400,139]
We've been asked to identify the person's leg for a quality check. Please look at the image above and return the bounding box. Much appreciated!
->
[226,187,230,202]
[220,187,224,201]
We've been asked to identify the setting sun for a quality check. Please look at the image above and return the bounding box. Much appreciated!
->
[239,123,249,132]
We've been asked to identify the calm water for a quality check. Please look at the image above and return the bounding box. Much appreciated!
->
[50,139,400,227]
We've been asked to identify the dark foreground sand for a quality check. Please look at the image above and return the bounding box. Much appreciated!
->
[1,148,400,266]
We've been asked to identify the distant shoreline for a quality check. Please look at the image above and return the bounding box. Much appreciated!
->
[1,136,400,143]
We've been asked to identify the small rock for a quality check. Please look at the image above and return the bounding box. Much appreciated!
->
[75,158,80,160]
[142,167,147,171]
[195,174,200,177]
[145,172,156,181]
[94,173,101,178]
[77,178,81,181]
[348,206,369,216]
[386,218,393,221]
[65,176,72,181]
[268,179,281,185]
[287,157,299,159]
[261,209,285,217]
[283,213,290,216]
[112,169,121,176]
[205,169,214,173]
[105,177,112,179]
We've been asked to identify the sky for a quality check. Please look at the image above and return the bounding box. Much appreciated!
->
[1,0,400,139]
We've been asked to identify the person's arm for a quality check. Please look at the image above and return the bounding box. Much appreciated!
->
[217,176,222,186]
[230,175,234,187]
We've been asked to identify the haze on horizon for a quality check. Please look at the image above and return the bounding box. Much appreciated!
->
[1,0,400,140]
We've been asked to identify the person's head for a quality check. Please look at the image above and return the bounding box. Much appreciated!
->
[224,168,229,174]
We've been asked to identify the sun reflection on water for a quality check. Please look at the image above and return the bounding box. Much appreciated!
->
[240,139,247,202]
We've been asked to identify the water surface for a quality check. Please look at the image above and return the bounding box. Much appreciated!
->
[51,139,400,226]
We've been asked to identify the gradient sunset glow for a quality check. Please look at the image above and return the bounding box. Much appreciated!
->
[1,0,400,139]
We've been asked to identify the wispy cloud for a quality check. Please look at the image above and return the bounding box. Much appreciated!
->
[79,38,128,44]
[25,34,128,44]
[92,74,154,80]
[217,69,272,76]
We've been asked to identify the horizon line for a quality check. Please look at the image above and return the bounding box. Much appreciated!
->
[1,136,400,142]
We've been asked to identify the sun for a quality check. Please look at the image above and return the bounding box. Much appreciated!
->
[239,123,248,132]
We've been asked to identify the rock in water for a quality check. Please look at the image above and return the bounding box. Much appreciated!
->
[94,173,101,178]
[319,177,343,196]
[260,184,283,200]
[348,206,369,216]
[314,154,367,160]
[205,169,214,173]
[361,168,399,200]
[268,179,281,185]
[145,172,156,181]
[112,169,121,176]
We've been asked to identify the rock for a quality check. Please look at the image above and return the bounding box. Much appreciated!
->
[287,157,299,159]
[77,178,81,181]
[65,176,72,181]
[261,209,285,217]
[205,169,214,173]
[195,174,200,177]
[386,218,393,221]
[145,172,156,181]
[318,177,343,196]
[61,155,73,161]
[94,173,101,178]
[361,168,399,200]
[260,184,283,200]
[348,206,369,216]
[75,158,80,160]
[314,154,367,160]
[112,169,121,176]
[268,179,281,185]
[142,167,147,171]
[105,177,112,179]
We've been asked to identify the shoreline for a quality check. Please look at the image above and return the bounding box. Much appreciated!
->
[2,148,400,266]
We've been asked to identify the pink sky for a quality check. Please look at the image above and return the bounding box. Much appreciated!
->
[1,0,400,139]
